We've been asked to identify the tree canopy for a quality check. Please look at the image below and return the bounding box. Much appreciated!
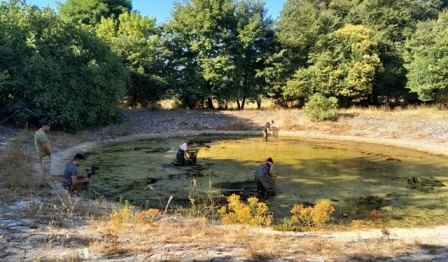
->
[58,0,132,26]
[1,2,127,131]
[2,0,448,129]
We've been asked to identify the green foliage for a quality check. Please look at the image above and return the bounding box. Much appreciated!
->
[404,11,448,104]
[276,0,447,105]
[0,2,127,131]
[165,0,277,109]
[58,0,132,26]
[218,194,273,226]
[285,24,381,106]
[97,12,165,107]
[303,93,338,122]
[343,0,441,103]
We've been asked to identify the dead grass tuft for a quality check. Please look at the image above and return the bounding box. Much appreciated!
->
[0,134,38,192]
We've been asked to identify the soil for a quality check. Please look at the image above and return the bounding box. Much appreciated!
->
[2,108,448,261]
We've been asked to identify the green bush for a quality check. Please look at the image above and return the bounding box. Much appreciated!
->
[0,3,127,131]
[303,93,339,122]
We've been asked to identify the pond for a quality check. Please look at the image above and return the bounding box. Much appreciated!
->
[84,135,448,227]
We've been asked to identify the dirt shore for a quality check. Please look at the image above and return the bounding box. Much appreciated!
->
[2,108,448,261]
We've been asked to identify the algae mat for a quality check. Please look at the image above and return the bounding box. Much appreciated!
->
[84,135,448,227]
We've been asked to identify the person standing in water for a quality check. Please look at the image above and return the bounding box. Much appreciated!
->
[262,120,274,142]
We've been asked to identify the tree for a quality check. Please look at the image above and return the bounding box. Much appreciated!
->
[275,0,341,105]
[344,0,440,104]
[58,0,132,26]
[0,2,127,131]
[285,24,381,107]
[0,2,29,116]
[276,0,341,67]
[404,11,448,104]
[166,0,238,108]
[97,12,165,107]
[228,0,277,109]
[164,0,277,109]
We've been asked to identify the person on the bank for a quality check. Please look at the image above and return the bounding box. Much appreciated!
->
[262,120,274,142]
[176,140,194,166]
[34,120,52,182]
[63,153,90,192]
[254,157,276,197]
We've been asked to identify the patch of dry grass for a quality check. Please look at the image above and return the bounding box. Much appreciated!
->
[0,132,38,192]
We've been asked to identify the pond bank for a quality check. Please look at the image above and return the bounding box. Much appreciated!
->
[2,108,448,261]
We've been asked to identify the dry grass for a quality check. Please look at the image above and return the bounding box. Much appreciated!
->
[2,105,448,261]
[81,213,423,261]
[0,132,39,193]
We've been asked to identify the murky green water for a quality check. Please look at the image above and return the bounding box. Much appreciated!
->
[84,135,448,227]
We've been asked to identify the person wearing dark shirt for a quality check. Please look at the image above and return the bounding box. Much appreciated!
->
[176,140,194,165]
[63,153,90,193]
[254,157,276,197]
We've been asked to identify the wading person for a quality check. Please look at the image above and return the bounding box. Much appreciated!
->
[176,140,195,166]
[262,120,274,142]
[63,153,90,193]
[34,120,51,184]
[254,157,276,197]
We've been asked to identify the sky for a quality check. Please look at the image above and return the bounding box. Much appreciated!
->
[24,0,288,24]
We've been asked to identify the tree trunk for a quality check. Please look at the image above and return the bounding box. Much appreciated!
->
[207,98,214,109]
[241,97,246,109]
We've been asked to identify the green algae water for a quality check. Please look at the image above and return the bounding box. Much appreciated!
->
[84,135,448,227]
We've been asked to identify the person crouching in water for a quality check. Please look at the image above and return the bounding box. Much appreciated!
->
[254,157,276,197]
[63,153,90,193]
[176,140,194,166]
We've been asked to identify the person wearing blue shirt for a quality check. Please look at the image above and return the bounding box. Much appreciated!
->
[63,154,90,193]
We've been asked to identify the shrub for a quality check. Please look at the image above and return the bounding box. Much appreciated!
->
[218,194,272,226]
[303,93,339,122]
[290,201,335,230]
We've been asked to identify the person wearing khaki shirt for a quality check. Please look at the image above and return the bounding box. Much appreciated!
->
[34,120,51,183]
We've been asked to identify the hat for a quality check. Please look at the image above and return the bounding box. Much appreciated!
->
[39,120,50,127]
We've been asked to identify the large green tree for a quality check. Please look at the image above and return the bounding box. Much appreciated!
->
[165,0,276,109]
[227,0,276,109]
[0,2,127,131]
[275,0,341,105]
[97,12,166,107]
[167,0,238,108]
[404,11,448,104]
[58,0,132,26]
[285,24,381,107]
